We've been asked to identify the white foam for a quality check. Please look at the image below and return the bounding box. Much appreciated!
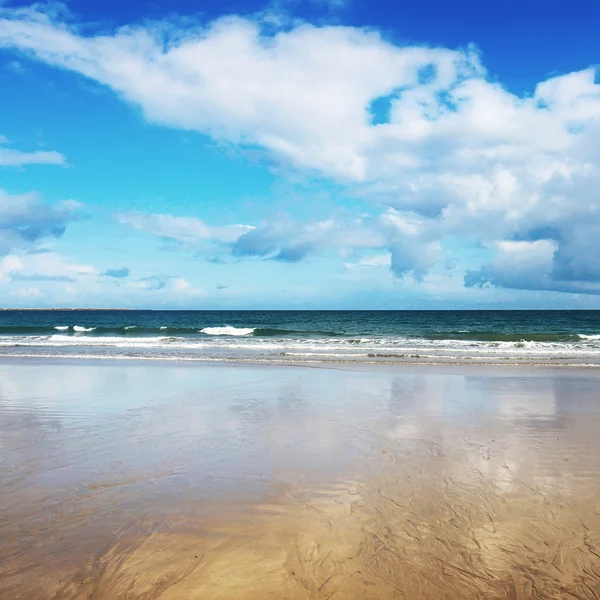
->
[283,352,364,358]
[2,329,600,367]
[54,326,69,331]
[580,334,600,340]
[47,335,172,347]
[200,326,255,336]
[124,326,137,330]
[73,326,96,332]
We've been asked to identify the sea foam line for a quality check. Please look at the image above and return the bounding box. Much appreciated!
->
[0,351,599,368]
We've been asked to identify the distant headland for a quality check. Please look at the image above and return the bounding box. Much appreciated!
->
[0,308,136,311]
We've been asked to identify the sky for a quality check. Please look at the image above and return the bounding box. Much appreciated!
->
[1,0,600,309]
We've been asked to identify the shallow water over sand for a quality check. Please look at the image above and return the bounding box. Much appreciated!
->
[1,359,600,599]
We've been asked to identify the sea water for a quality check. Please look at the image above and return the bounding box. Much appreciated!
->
[1,309,599,366]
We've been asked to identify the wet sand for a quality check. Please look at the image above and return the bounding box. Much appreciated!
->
[2,359,600,599]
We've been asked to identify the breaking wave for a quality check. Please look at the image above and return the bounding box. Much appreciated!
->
[200,326,255,336]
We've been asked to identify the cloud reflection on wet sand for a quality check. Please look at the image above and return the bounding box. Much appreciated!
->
[1,360,600,599]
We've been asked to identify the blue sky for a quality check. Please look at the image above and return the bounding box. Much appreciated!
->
[1,0,600,308]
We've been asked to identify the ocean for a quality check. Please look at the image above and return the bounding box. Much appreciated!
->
[1,309,600,366]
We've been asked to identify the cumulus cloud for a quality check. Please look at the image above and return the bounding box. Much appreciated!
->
[0,135,66,167]
[116,207,441,278]
[465,241,600,296]
[2,7,600,292]
[232,215,383,262]
[116,206,458,282]
[0,7,481,181]
[222,209,435,280]
[0,190,80,255]
[379,210,441,280]
[228,209,446,280]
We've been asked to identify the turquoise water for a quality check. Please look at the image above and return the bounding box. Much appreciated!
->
[1,310,599,365]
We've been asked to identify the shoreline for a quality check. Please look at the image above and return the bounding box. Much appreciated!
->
[2,352,600,369]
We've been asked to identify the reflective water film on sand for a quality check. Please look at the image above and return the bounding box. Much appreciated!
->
[2,359,600,599]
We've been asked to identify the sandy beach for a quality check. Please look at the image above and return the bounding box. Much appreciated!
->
[2,359,600,599]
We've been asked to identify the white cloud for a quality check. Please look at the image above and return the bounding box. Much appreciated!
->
[170,277,205,297]
[1,251,208,307]
[134,274,205,298]
[232,214,385,262]
[117,212,253,246]
[0,135,66,166]
[0,251,97,283]
[0,147,66,167]
[118,208,437,278]
[2,8,600,292]
[344,253,391,269]
[0,190,81,254]
[0,8,481,181]
[465,240,600,295]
